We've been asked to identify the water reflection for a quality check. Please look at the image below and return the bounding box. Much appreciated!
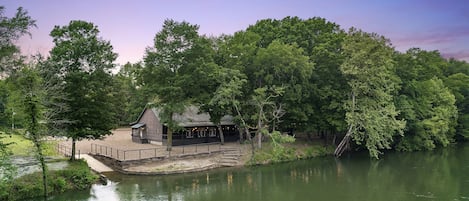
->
[42,144,469,201]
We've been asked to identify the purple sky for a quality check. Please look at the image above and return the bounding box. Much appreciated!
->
[3,0,469,66]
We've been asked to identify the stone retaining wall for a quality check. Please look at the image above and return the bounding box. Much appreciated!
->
[92,150,223,174]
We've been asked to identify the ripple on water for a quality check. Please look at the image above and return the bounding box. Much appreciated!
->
[413,192,436,199]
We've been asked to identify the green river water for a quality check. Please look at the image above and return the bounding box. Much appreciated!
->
[42,144,469,201]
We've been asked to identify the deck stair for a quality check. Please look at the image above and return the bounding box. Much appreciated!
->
[219,146,242,167]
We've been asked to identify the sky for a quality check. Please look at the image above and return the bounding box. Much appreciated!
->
[3,0,469,66]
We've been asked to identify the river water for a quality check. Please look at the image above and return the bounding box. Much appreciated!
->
[43,144,469,201]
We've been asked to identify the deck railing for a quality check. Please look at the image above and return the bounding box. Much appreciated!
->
[90,142,222,161]
[56,143,81,159]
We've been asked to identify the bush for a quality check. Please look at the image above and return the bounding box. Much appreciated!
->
[249,142,333,165]
[0,159,98,201]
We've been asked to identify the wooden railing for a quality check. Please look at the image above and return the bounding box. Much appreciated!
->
[56,143,81,159]
[90,142,222,161]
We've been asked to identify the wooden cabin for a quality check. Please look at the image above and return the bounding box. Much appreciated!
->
[130,106,239,145]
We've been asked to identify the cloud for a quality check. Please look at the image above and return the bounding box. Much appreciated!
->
[441,50,469,62]
[392,27,469,47]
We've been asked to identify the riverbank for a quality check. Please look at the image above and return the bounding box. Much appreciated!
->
[0,159,98,201]
[59,128,334,175]
[88,141,333,175]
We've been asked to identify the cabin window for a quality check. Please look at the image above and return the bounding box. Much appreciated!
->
[209,128,217,137]
[186,130,194,138]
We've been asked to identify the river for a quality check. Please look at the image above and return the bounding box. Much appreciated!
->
[42,144,469,201]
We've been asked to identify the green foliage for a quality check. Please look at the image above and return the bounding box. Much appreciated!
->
[0,7,35,186]
[115,62,149,125]
[340,28,406,158]
[395,49,459,151]
[0,134,15,189]
[250,142,332,165]
[396,79,457,151]
[444,73,469,139]
[8,66,50,199]
[60,160,98,190]
[143,19,222,149]
[268,130,295,144]
[0,159,97,201]
[0,6,36,74]
[47,20,119,159]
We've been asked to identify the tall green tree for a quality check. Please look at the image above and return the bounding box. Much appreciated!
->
[13,67,48,200]
[335,29,405,158]
[115,62,149,125]
[241,17,348,136]
[143,19,218,150]
[396,78,457,151]
[394,49,459,150]
[0,6,35,190]
[444,73,469,139]
[443,59,469,140]
[48,20,119,160]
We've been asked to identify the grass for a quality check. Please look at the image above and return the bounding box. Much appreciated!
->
[0,131,59,156]
[1,159,98,201]
[249,140,334,165]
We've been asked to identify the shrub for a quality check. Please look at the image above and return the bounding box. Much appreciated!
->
[0,159,98,201]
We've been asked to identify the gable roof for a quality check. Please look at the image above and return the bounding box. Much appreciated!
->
[132,105,235,127]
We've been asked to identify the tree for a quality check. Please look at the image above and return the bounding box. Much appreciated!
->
[48,20,118,160]
[13,67,48,200]
[0,6,36,75]
[115,62,149,125]
[393,49,459,150]
[0,6,35,189]
[252,40,314,131]
[335,28,405,159]
[442,59,469,140]
[209,68,250,142]
[246,17,348,137]
[444,73,469,139]
[143,19,217,150]
[396,78,457,151]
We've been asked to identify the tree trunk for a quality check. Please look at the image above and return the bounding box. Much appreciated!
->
[167,128,172,151]
[245,128,251,141]
[234,103,251,141]
[238,127,244,143]
[217,124,224,145]
[334,126,352,157]
[335,91,355,158]
[35,141,47,200]
[71,138,76,161]
[256,106,263,149]
[31,129,47,200]
[257,131,262,149]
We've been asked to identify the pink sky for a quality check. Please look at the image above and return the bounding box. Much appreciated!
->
[4,0,469,66]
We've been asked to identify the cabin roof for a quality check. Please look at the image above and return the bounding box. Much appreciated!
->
[152,106,234,127]
[131,105,235,127]
[131,123,145,129]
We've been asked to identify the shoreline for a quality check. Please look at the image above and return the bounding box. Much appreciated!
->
[88,142,332,176]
